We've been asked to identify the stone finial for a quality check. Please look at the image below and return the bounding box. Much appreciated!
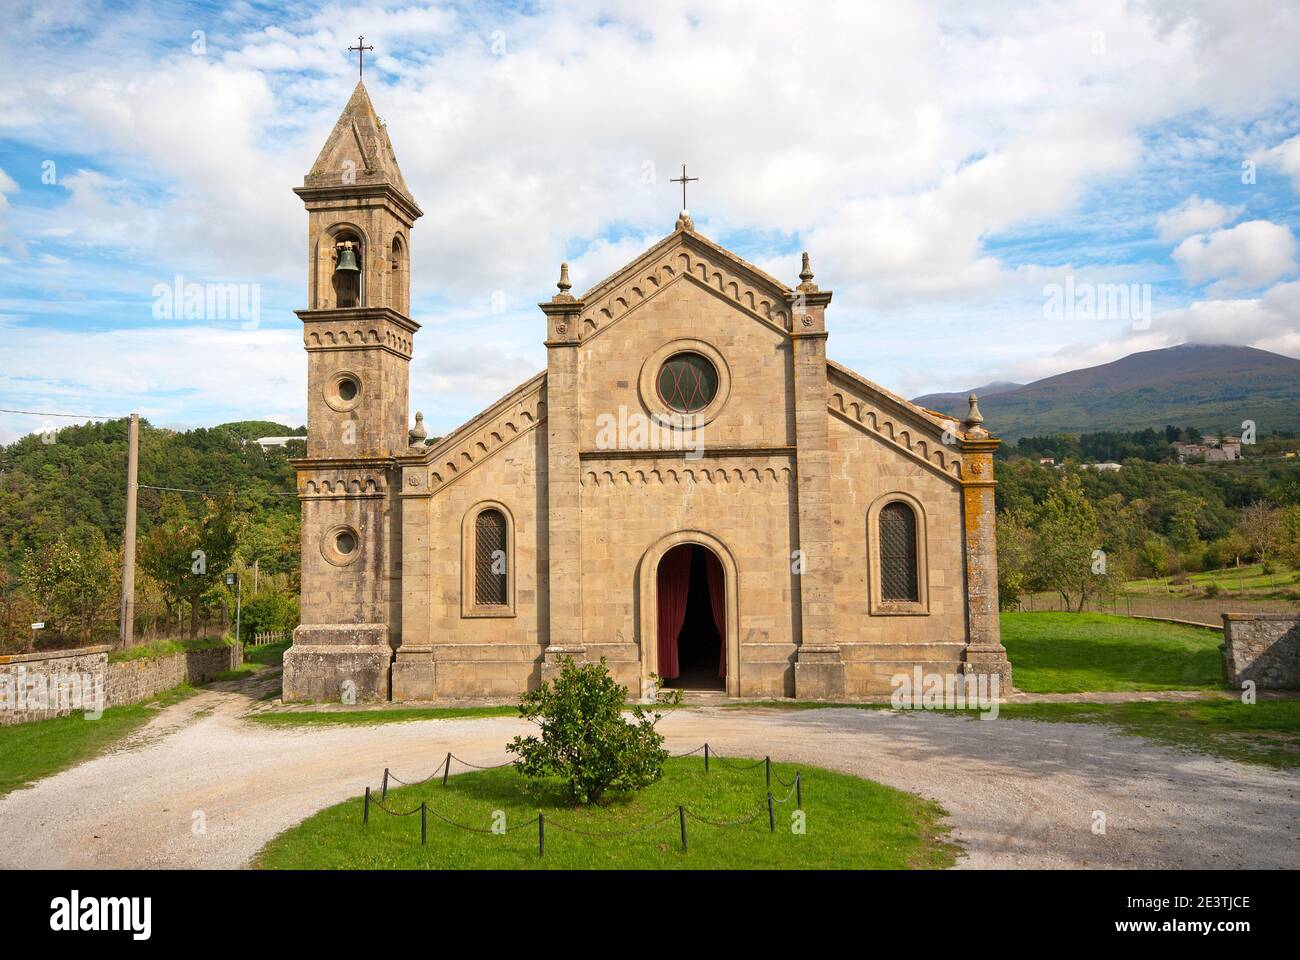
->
[962,393,988,437]
[552,262,575,302]
[797,250,818,292]
[409,410,427,446]
[675,209,694,232]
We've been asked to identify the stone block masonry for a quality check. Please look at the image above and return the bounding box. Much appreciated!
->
[0,646,109,726]
[0,643,238,726]
[1222,613,1300,690]
[107,645,236,706]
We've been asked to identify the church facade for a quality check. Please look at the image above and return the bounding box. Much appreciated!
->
[282,83,1012,703]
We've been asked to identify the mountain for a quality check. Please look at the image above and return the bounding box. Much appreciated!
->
[911,344,1300,441]
[907,381,1024,411]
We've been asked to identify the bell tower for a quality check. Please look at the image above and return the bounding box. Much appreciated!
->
[283,81,423,703]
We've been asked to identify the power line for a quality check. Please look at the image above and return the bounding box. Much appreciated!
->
[0,407,128,420]
[136,483,298,497]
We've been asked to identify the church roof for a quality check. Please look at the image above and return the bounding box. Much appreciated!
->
[302,80,415,203]
[578,218,793,305]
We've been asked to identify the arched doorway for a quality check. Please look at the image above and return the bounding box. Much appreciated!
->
[656,543,726,690]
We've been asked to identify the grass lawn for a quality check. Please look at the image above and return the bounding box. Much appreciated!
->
[993,699,1300,770]
[0,684,194,796]
[1000,611,1223,693]
[255,756,957,870]
[248,705,519,727]
[110,636,231,663]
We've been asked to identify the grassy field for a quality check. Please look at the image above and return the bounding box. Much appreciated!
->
[0,684,194,796]
[1124,562,1300,600]
[255,756,957,870]
[995,699,1300,769]
[1000,612,1223,693]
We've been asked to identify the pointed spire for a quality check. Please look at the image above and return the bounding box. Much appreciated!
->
[962,393,989,438]
[552,262,575,302]
[303,80,414,201]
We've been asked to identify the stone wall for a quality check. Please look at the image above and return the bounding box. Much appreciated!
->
[1222,613,1300,689]
[107,645,236,706]
[0,646,109,726]
[0,643,237,726]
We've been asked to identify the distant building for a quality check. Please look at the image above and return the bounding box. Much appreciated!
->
[1082,461,1122,471]
[252,436,305,450]
[1038,457,1055,466]
[1173,438,1241,463]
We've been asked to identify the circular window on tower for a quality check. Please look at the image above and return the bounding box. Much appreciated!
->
[322,524,362,566]
[656,352,719,413]
[324,371,362,412]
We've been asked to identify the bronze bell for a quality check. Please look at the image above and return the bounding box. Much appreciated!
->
[334,244,360,273]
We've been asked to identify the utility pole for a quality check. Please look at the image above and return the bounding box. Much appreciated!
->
[119,413,139,649]
[226,570,243,667]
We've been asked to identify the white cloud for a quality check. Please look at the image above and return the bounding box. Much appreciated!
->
[990,278,1300,385]
[0,166,20,256]
[0,324,304,441]
[1257,133,1300,190]
[2,0,1300,424]
[1155,194,1243,243]
[1172,220,1298,294]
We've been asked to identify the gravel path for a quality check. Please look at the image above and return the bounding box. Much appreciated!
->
[1,684,1296,869]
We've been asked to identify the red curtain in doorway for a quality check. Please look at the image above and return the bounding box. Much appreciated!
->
[703,549,727,678]
[656,546,692,679]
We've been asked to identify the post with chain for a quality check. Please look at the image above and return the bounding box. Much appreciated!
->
[363,786,370,825]
[765,756,771,788]
[443,752,452,786]
[796,771,802,808]
[421,802,427,845]
[538,814,545,858]
[704,743,709,773]
[767,792,775,832]
[381,768,389,800]
[679,805,687,852]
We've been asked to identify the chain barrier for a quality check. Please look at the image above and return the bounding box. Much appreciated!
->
[366,743,804,852]
[447,753,516,770]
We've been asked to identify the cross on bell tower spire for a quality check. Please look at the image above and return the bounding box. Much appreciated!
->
[348,35,375,78]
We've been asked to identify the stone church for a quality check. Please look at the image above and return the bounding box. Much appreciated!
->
[283,82,1012,703]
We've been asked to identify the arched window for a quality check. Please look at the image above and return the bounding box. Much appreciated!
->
[474,509,508,606]
[878,501,919,602]
[390,235,407,314]
[331,232,363,308]
[462,503,515,617]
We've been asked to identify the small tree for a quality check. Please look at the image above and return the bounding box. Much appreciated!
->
[1031,475,1123,611]
[996,509,1035,609]
[507,657,671,804]
[20,531,118,646]
[138,494,238,639]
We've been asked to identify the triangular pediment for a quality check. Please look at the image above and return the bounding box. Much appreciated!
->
[303,81,413,200]
[575,227,796,341]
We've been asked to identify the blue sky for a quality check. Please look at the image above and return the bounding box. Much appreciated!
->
[1,0,1299,442]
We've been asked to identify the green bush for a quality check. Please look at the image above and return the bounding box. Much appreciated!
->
[507,657,671,804]
[237,591,298,642]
